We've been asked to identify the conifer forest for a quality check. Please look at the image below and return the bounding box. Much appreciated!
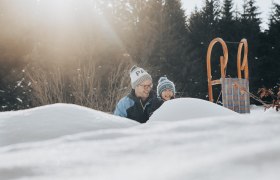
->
[0,0,279,112]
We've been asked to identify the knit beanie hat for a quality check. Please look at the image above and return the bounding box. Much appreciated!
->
[157,76,176,97]
[130,65,152,89]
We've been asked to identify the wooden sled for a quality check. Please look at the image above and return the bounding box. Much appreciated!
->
[206,38,250,113]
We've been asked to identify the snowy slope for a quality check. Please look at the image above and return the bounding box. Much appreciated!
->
[0,103,138,146]
[0,98,279,180]
[149,98,238,122]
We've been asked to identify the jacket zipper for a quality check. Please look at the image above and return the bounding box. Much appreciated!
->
[140,100,145,112]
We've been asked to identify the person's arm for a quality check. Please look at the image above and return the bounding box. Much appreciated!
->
[114,99,128,117]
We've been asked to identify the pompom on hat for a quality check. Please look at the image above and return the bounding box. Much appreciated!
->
[130,65,152,89]
[157,76,176,97]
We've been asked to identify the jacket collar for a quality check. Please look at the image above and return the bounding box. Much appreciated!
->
[128,89,155,104]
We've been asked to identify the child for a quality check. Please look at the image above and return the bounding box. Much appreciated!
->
[157,76,176,101]
[146,75,175,118]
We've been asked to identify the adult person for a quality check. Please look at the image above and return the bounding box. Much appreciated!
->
[114,65,163,123]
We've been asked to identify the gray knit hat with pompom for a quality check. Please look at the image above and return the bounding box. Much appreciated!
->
[157,76,175,97]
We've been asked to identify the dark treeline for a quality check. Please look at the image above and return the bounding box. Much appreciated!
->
[0,0,279,111]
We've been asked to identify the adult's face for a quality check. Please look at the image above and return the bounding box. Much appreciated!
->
[135,80,153,101]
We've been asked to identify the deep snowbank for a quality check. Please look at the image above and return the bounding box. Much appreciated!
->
[149,98,238,122]
[0,103,138,146]
[0,99,279,180]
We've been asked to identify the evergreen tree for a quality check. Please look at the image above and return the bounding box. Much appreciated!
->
[122,0,163,66]
[239,0,262,94]
[218,0,241,79]
[154,0,188,93]
[186,0,221,99]
[219,0,236,38]
[140,0,164,66]
[258,3,280,88]
[108,0,148,61]
[221,0,234,21]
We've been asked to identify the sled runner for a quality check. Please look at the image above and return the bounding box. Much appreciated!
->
[206,38,250,113]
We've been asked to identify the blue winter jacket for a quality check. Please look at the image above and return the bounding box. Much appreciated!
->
[114,90,163,123]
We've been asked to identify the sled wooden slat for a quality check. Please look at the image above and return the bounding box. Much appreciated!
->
[211,80,221,85]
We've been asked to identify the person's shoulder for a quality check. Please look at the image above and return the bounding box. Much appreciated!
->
[117,95,135,107]
[119,95,129,102]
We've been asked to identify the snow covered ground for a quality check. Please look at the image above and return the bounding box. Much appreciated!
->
[0,98,279,180]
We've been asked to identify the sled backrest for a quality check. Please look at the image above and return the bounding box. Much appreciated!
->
[206,38,228,103]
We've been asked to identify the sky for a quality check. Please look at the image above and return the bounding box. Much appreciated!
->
[0,98,280,179]
[181,0,280,30]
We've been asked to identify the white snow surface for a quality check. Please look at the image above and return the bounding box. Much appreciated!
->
[0,98,280,180]
[149,98,238,122]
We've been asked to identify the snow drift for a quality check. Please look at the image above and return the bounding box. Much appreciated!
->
[149,98,238,122]
[0,103,138,147]
[0,98,280,180]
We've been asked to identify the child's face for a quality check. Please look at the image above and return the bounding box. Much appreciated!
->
[161,89,174,101]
